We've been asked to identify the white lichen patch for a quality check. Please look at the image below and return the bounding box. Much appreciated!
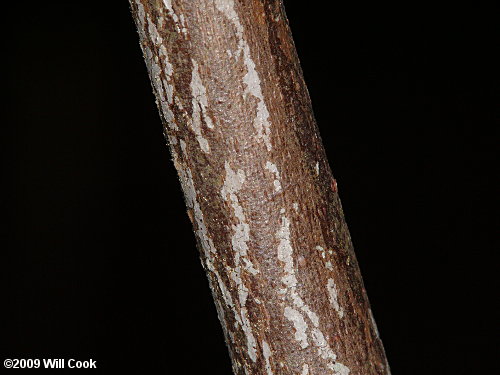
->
[143,44,177,130]
[214,0,272,150]
[369,308,380,339]
[162,0,187,36]
[276,215,297,291]
[312,328,351,375]
[316,245,326,259]
[172,147,262,368]
[135,9,179,131]
[175,148,215,259]
[221,161,259,362]
[162,0,173,11]
[284,307,309,349]
[171,147,244,365]
[311,328,336,361]
[315,162,320,175]
[262,340,274,375]
[293,202,299,212]
[327,279,344,318]
[237,286,257,362]
[276,213,350,374]
[167,134,177,145]
[265,161,282,192]
[221,162,257,273]
[215,269,238,322]
[134,0,146,31]
[301,364,309,375]
[190,59,212,152]
[157,15,165,29]
[179,139,187,154]
[316,246,337,273]
[158,46,174,111]
[190,60,214,128]
[178,13,188,35]
[162,78,173,105]
[174,96,184,110]
[330,363,351,375]
[158,45,173,77]
[156,44,177,130]
[147,15,163,45]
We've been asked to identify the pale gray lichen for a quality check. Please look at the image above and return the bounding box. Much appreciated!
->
[214,0,272,150]
[262,340,274,375]
[221,161,259,362]
[189,59,212,152]
[327,279,344,318]
[277,212,350,374]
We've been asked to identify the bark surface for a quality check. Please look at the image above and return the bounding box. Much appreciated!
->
[129,1,390,374]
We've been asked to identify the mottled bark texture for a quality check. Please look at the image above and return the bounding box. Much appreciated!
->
[129,1,390,374]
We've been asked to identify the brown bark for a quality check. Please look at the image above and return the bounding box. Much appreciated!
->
[129,1,390,374]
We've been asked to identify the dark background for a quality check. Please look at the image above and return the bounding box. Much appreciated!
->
[2,1,496,373]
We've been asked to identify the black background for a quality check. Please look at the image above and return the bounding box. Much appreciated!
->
[2,1,496,373]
